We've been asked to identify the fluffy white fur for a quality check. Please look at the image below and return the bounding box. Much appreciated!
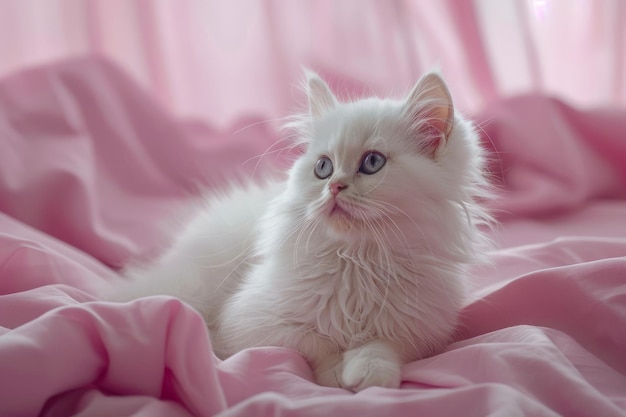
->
[113,71,492,391]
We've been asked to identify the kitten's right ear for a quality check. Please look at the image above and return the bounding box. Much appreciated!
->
[305,70,337,117]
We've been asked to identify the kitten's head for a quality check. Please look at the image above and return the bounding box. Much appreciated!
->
[284,71,489,254]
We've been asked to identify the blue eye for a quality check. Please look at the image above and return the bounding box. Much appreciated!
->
[315,156,333,179]
[359,151,386,174]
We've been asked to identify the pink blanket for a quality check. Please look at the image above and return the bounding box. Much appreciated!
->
[1,58,625,417]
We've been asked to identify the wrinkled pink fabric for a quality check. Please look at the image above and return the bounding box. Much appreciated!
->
[0,58,625,417]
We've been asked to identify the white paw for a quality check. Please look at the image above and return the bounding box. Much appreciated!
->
[341,351,401,392]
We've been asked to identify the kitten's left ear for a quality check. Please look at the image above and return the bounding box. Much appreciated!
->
[405,72,455,155]
[305,70,337,117]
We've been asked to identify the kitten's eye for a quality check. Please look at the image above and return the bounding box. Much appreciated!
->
[359,151,386,175]
[314,156,333,179]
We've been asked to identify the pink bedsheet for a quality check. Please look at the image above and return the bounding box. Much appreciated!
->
[1,58,625,417]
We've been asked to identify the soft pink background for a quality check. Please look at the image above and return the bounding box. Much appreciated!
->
[0,0,624,128]
[0,2,625,416]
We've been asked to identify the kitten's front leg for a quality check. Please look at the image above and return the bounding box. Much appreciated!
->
[313,341,402,391]
[341,341,402,391]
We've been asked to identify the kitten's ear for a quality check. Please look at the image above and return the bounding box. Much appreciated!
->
[405,72,455,156]
[305,70,337,117]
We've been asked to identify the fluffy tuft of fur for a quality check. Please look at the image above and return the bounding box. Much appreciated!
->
[110,71,494,391]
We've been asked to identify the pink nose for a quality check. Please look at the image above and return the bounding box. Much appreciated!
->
[329,181,348,196]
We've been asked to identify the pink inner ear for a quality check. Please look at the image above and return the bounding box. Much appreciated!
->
[419,124,443,157]
[410,101,452,157]
[406,73,455,153]
[427,104,453,140]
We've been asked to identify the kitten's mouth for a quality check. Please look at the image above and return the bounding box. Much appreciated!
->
[327,200,367,227]
[329,201,350,217]
[325,201,355,233]
[323,198,373,237]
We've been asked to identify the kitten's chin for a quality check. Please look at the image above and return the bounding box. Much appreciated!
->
[326,213,355,236]
[323,201,365,240]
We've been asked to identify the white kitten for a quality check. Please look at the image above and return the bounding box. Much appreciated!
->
[113,71,492,391]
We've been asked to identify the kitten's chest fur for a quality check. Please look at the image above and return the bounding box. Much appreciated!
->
[216,197,469,362]
[270,240,463,357]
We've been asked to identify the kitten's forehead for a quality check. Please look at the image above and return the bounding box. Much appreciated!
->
[313,100,402,155]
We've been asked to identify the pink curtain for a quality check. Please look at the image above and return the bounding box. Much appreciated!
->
[0,0,624,127]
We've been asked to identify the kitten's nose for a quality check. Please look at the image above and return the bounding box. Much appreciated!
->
[329,181,348,197]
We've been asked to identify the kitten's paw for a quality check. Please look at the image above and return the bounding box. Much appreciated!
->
[341,349,402,392]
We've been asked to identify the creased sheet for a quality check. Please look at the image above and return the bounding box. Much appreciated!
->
[0,58,625,417]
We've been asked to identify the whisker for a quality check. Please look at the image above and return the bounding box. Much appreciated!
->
[213,241,257,291]
[232,117,286,135]
[244,138,302,180]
